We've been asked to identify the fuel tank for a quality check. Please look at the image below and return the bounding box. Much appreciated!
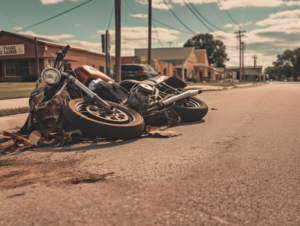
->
[74,65,114,85]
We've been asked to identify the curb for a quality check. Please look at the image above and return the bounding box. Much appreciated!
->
[0,113,28,132]
[185,83,265,92]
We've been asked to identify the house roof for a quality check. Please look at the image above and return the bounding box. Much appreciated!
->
[135,47,195,66]
[226,66,263,75]
[0,30,107,57]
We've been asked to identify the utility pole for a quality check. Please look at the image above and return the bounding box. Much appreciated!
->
[234,30,246,82]
[34,38,40,78]
[252,55,257,68]
[101,30,111,77]
[167,42,173,47]
[105,30,111,77]
[148,0,152,65]
[241,42,246,81]
[115,0,121,82]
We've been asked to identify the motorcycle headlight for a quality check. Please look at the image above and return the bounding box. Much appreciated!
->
[41,68,61,85]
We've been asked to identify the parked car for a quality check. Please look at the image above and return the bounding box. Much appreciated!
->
[121,64,160,81]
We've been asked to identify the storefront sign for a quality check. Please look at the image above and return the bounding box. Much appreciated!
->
[0,44,25,56]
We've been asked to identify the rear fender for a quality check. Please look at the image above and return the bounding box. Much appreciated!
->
[165,77,187,89]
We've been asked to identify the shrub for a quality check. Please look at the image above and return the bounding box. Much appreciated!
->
[22,74,38,82]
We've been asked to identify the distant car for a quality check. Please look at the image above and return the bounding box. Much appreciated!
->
[121,64,160,81]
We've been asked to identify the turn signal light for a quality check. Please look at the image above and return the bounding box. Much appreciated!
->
[136,71,148,76]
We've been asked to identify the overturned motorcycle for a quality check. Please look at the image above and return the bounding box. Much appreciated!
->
[4,45,208,147]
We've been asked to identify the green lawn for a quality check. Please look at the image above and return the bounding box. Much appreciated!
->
[0,83,36,100]
[186,82,259,87]
[0,106,30,117]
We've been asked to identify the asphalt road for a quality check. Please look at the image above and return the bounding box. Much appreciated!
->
[1,82,300,226]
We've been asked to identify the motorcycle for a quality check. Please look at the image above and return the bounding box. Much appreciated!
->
[22,45,145,141]
[119,75,208,122]
[21,45,205,144]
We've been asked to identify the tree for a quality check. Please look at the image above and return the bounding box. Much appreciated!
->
[183,33,229,67]
[271,48,300,80]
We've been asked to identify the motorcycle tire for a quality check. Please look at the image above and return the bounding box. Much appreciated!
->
[173,97,208,122]
[64,98,145,140]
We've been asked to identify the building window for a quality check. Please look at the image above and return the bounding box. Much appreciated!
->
[208,71,211,77]
[99,66,104,73]
[163,68,167,75]
[19,60,30,75]
[199,71,203,77]
[5,62,17,76]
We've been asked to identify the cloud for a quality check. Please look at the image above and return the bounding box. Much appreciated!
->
[141,0,300,10]
[17,31,75,40]
[40,0,77,4]
[135,0,171,10]
[97,26,180,56]
[131,14,148,18]
[12,27,24,30]
[75,24,80,27]
[224,21,252,30]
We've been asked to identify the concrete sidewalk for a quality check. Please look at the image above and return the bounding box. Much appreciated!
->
[0,98,29,110]
[0,113,28,132]
[185,83,265,91]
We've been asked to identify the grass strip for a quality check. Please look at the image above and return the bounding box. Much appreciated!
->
[0,107,30,117]
[0,83,36,100]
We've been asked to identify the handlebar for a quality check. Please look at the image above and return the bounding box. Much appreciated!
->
[54,45,71,68]
[61,45,70,55]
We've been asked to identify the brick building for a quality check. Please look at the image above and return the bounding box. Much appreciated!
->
[0,30,114,82]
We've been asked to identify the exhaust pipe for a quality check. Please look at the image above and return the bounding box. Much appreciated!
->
[162,90,201,106]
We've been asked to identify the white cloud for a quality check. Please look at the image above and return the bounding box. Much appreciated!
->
[40,0,77,4]
[40,0,63,4]
[17,31,75,40]
[140,0,300,10]
[12,27,23,30]
[97,26,180,56]
[75,24,80,27]
[136,0,171,10]
[224,21,252,30]
[131,14,148,18]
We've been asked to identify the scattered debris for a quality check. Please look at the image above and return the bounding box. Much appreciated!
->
[6,192,26,199]
[148,126,181,138]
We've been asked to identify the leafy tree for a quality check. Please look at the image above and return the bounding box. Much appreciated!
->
[271,48,300,80]
[183,33,229,67]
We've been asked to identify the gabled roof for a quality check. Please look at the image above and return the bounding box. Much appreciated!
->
[135,47,195,65]
[0,30,105,56]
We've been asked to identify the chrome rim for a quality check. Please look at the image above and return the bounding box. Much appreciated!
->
[177,99,201,107]
[75,102,134,124]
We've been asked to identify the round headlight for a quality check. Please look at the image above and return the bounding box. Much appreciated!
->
[41,68,61,85]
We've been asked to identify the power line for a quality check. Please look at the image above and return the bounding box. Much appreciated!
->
[210,3,226,24]
[121,0,193,35]
[217,0,238,25]
[162,0,196,35]
[123,0,136,14]
[182,0,215,34]
[152,18,193,35]
[153,20,163,48]
[18,0,93,32]
[187,0,226,32]
[108,3,114,29]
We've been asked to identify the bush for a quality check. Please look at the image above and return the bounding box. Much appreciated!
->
[186,77,199,83]
[22,74,38,82]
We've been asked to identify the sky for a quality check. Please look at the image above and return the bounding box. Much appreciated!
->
[1,0,300,70]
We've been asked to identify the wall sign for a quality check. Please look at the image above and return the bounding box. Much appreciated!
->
[0,44,25,56]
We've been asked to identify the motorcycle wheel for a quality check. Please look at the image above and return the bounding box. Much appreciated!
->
[173,97,208,122]
[64,98,145,140]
